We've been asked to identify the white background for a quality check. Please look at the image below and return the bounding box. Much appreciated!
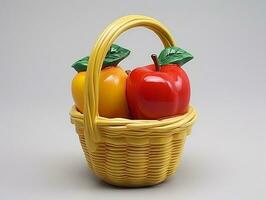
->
[1,0,266,199]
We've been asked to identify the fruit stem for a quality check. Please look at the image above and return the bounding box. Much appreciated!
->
[125,70,131,75]
[151,54,160,71]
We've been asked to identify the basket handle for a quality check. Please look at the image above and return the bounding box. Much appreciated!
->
[84,15,176,150]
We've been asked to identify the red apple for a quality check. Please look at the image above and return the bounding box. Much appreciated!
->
[126,47,193,120]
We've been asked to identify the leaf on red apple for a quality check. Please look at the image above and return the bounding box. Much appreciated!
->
[158,47,193,66]
[72,44,130,72]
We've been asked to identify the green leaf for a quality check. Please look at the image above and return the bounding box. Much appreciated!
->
[158,47,193,66]
[71,56,88,72]
[71,44,130,72]
[102,44,130,67]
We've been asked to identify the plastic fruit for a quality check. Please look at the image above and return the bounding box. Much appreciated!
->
[71,67,129,118]
[126,47,193,119]
[71,44,130,118]
[72,72,86,113]
[99,66,129,118]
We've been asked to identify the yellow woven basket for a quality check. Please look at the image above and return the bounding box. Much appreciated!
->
[70,15,197,187]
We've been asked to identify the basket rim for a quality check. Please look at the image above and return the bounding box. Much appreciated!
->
[70,105,196,130]
[70,105,196,121]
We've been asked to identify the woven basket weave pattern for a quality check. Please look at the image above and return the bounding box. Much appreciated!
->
[70,15,197,187]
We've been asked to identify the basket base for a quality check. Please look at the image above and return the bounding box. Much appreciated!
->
[77,133,180,187]
[76,128,183,187]
[70,105,195,187]
[100,177,168,188]
[77,135,182,187]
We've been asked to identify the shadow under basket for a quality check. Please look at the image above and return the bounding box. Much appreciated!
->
[69,15,197,187]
